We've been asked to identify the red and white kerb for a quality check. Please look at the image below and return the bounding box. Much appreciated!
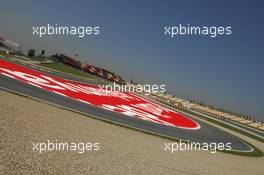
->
[0,59,200,129]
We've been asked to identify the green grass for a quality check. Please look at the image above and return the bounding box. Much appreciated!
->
[147,98,264,144]
[40,62,95,79]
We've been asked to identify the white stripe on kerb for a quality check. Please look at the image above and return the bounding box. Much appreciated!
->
[1,72,15,79]
[27,82,42,88]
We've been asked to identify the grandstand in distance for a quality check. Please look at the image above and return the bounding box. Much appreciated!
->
[58,54,124,84]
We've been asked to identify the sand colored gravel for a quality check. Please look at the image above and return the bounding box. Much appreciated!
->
[1,90,264,175]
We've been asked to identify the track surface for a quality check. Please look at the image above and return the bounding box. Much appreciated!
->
[0,58,253,151]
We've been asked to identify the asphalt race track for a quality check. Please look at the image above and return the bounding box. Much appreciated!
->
[0,57,253,152]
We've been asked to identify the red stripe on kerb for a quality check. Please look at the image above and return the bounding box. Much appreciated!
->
[0,60,200,129]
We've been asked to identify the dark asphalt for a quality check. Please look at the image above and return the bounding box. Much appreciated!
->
[0,58,253,152]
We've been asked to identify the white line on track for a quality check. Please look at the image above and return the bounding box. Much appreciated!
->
[191,110,264,140]
[77,99,91,105]
[52,91,68,97]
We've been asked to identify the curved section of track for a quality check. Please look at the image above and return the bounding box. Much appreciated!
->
[0,58,253,152]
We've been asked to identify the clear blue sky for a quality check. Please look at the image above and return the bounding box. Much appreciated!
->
[1,0,264,120]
